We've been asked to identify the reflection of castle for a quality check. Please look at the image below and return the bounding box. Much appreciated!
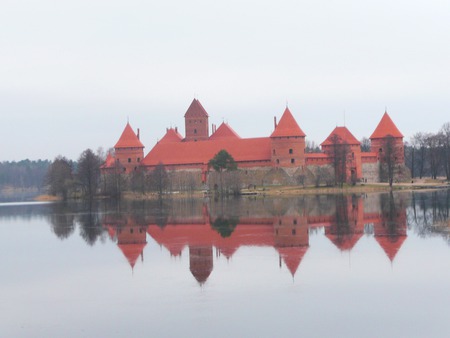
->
[102,195,407,284]
[101,99,406,184]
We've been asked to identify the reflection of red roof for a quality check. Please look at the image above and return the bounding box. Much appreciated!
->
[321,126,360,146]
[375,235,406,262]
[114,123,144,149]
[276,246,309,276]
[147,223,275,259]
[325,232,363,251]
[370,112,403,139]
[142,137,271,167]
[209,123,241,140]
[159,128,183,144]
[100,153,115,169]
[271,108,306,138]
[118,243,147,268]
[184,98,209,118]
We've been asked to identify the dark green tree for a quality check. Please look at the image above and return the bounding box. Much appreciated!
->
[208,149,237,195]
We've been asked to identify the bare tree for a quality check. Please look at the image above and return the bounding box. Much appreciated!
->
[411,132,427,178]
[148,163,169,195]
[426,132,443,179]
[440,122,450,180]
[45,156,74,200]
[379,136,401,187]
[360,137,371,152]
[329,135,350,187]
[77,149,102,199]
[102,160,127,198]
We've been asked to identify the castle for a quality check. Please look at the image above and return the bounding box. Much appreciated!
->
[101,99,407,187]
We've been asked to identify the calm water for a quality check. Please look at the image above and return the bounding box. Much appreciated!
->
[1,191,450,338]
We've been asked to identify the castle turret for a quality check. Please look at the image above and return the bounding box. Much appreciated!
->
[370,111,404,164]
[184,99,209,142]
[270,108,306,168]
[321,126,362,183]
[114,122,145,173]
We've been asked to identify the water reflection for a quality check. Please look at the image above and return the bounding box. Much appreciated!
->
[3,191,450,285]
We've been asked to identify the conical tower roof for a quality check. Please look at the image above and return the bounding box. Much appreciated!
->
[114,122,144,148]
[370,112,404,139]
[270,107,306,138]
[184,98,209,118]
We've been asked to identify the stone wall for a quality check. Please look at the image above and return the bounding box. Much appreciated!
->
[362,163,379,183]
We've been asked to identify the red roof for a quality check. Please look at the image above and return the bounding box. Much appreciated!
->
[325,232,363,251]
[375,235,406,262]
[159,128,183,144]
[117,243,147,268]
[209,123,241,140]
[370,112,404,139]
[321,126,360,146]
[114,123,144,149]
[142,137,271,167]
[100,152,115,169]
[271,108,306,138]
[276,246,309,276]
[184,98,209,118]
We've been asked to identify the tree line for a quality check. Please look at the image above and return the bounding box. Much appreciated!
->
[0,159,50,189]
[404,123,450,180]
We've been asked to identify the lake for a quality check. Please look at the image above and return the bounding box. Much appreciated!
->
[1,191,449,338]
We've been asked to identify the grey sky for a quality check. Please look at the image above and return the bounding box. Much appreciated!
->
[1,0,450,161]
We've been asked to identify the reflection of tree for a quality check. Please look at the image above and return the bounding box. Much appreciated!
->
[380,192,398,234]
[211,216,239,238]
[77,203,105,245]
[49,203,75,240]
[155,198,170,228]
[408,190,450,245]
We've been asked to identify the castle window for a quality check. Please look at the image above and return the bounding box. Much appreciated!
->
[289,149,293,154]
[130,228,133,234]
[291,159,295,164]
[276,159,280,164]
[379,148,383,152]
[279,220,282,225]
[273,149,276,155]
[194,129,197,134]
[137,158,140,162]
[123,168,126,172]
[292,229,296,235]
[128,158,131,163]
[293,219,297,225]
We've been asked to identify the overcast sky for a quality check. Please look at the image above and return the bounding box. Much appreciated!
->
[1,0,450,161]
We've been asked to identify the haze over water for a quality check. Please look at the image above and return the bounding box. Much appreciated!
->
[1,191,449,337]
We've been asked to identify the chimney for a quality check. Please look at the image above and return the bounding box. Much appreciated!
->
[137,128,140,140]
[274,117,277,130]
[175,127,178,133]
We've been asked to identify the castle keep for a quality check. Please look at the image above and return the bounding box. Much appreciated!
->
[101,99,407,186]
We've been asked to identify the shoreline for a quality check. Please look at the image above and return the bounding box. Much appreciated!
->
[32,181,450,202]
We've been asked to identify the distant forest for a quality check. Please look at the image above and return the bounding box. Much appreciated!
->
[0,160,51,189]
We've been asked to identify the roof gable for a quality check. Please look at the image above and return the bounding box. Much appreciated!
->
[271,108,306,138]
[370,112,404,139]
[209,123,241,140]
[100,152,115,169]
[159,128,183,144]
[321,126,360,146]
[184,98,209,118]
[114,123,144,149]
